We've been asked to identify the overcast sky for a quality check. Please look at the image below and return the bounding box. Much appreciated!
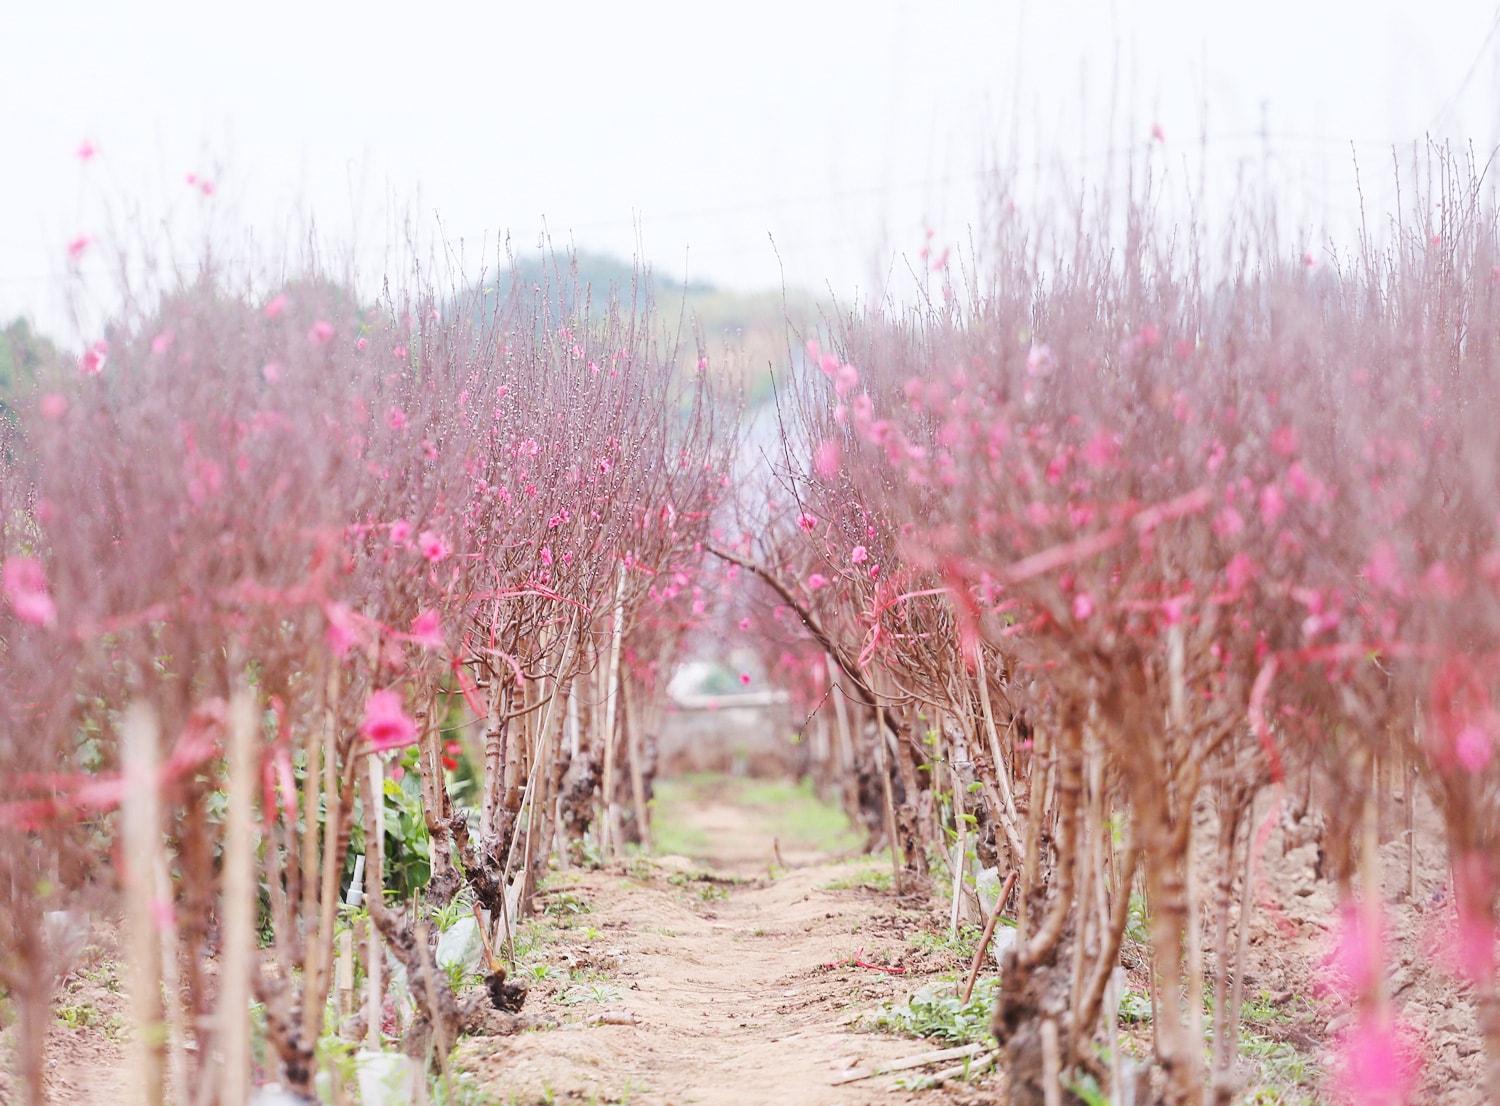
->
[5,0,1499,339]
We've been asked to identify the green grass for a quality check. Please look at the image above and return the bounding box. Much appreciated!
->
[907,924,986,961]
[819,852,896,892]
[651,774,863,857]
[1236,1030,1320,1105]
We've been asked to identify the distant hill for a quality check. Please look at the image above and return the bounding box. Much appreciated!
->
[469,250,821,404]
[0,318,62,417]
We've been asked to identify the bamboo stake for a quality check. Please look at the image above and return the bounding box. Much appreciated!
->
[961,871,1019,1004]
[121,703,166,1106]
[599,565,626,856]
[623,675,651,849]
[153,850,190,1106]
[220,688,259,1106]
[481,671,506,840]
[1041,1018,1063,1106]
[305,671,346,1056]
[974,649,1025,860]
[872,708,904,893]
[828,654,854,774]
[943,709,969,934]
[365,752,385,1050]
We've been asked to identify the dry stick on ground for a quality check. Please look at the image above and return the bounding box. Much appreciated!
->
[830,1043,987,1085]
[962,870,1020,1004]
[891,1050,999,1091]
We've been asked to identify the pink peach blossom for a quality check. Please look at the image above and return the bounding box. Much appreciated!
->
[2,557,57,628]
[361,689,418,752]
[409,610,444,649]
[418,530,449,562]
[79,341,107,376]
[814,439,841,479]
[324,603,361,657]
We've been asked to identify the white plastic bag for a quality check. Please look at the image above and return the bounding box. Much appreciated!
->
[354,1050,420,1106]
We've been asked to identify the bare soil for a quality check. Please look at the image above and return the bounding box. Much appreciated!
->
[460,783,981,1105]
[5,775,1490,1105]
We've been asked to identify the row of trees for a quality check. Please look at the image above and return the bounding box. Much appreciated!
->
[0,256,733,1103]
[726,148,1500,1103]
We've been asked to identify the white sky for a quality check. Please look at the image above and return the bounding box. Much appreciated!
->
[4,0,1499,339]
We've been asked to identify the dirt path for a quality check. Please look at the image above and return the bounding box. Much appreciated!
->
[460,781,981,1106]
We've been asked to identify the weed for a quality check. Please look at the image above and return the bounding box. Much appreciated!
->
[820,865,894,892]
[55,1001,99,1029]
[1125,892,1151,945]
[557,983,623,1006]
[543,892,590,918]
[1235,1029,1321,1105]
[520,962,564,983]
[866,978,999,1045]
[1117,990,1153,1023]
[79,961,120,993]
[433,1071,503,1105]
